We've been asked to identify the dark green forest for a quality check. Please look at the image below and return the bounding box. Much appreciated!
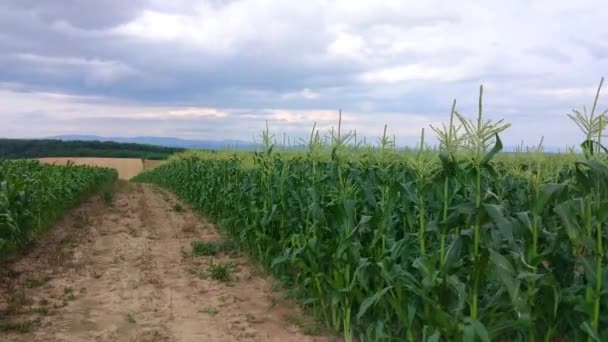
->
[0,139,184,160]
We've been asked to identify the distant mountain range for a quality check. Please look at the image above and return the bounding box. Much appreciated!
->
[48,135,258,150]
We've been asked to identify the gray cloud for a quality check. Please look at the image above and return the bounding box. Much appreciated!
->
[2,0,145,29]
[0,0,607,147]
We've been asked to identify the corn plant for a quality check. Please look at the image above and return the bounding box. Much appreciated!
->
[0,160,116,257]
[134,83,607,341]
[568,77,608,156]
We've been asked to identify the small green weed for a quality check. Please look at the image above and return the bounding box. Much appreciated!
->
[172,203,184,212]
[200,308,219,316]
[103,189,114,206]
[0,319,37,333]
[219,240,239,256]
[24,275,51,288]
[205,261,237,282]
[31,306,49,316]
[191,241,219,256]
[63,287,76,301]
[191,240,239,257]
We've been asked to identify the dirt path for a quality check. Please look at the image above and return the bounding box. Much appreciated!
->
[0,182,326,342]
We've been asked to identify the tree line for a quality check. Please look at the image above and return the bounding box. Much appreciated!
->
[0,139,185,160]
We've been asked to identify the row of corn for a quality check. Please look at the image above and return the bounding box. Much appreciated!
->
[0,160,117,257]
[134,83,607,341]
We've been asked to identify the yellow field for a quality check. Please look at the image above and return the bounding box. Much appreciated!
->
[38,158,161,180]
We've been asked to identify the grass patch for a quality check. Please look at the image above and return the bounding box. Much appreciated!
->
[172,203,184,213]
[202,261,237,282]
[191,240,239,257]
[199,308,219,316]
[63,286,76,301]
[191,241,218,256]
[0,319,37,333]
[31,306,49,316]
[24,275,51,288]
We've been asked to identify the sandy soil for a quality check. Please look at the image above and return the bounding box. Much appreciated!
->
[38,158,162,180]
[0,182,326,342]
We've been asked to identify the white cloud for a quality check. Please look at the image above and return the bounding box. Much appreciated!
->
[167,107,228,118]
[327,32,366,60]
[281,88,321,100]
[359,63,473,83]
[537,86,601,98]
[0,86,438,143]
[1,0,608,147]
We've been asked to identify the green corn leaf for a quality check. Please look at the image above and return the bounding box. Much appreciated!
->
[554,201,581,243]
[481,133,503,165]
[356,286,392,320]
[535,182,567,213]
[580,321,601,341]
[426,330,441,342]
[463,319,490,342]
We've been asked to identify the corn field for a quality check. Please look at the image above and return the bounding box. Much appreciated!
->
[0,160,117,257]
[136,83,608,341]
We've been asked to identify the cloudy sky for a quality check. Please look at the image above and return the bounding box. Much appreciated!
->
[1,0,607,147]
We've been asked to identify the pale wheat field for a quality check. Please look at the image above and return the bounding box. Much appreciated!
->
[38,157,161,180]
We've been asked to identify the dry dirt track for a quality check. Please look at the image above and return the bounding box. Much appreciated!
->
[0,182,326,342]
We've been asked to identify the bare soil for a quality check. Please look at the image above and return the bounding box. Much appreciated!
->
[38,158,162,180]
[0,182,327,341]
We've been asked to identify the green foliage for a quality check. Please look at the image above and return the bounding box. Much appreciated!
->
[206,261,237,282]
[191,240,238,256]
[103,189,114,206]
[191,241,219,256]
[0,138,184,160]
[134,84,608,341]
[0,319,37,333]
[201,307,219,316]
[567,77,608,157]
[0,160,117,257]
